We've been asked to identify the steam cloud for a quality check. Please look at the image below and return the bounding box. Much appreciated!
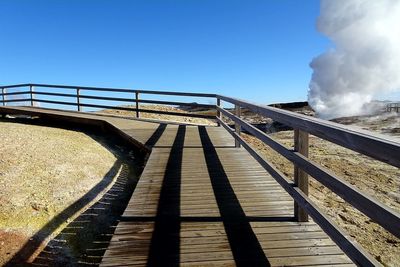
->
[308,0,400,119]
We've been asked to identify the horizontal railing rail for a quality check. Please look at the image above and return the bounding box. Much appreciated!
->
[1,83,399,266]
[1,83,217,97]
[218,95,400,168]
[216,95,400,266]
[31,91,215,108]
[216,118,379,266]
[217,106,400,236]
[0,83,217,120]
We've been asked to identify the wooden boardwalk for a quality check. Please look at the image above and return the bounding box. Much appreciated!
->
[0,106,355,266]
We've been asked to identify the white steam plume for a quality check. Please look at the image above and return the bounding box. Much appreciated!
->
[308,0,400,119]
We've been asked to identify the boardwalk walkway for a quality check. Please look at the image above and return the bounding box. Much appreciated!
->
[0,106,355,266]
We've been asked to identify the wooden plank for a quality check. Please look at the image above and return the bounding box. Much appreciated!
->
[234,104,241,148]
[31,91,215,108]
[1,88,4,106]
[1,83,217,97]
[294,129,309,222]
[135,92,140,118]
[217,118,379,266]
[268,255,353,266]
[31,99,215,119]
[101,222,154,266]
[217,110,400,238]
[180,222,233,263]
[1,90,31,96]
[30,85,35,107]
[76,88,82,111]
[216,97,222,126]
[1,98,31,103]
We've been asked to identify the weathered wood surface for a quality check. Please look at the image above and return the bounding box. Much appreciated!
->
[217,95,400,168]
[0,106,355,266]
[218,107,400,240]
[293,129,309,222]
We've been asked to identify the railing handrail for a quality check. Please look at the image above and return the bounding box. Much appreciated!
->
[1,83,399,266]
[216,95,399,266]
[217,106,400,232]
[0,83,217,97]
[217,94,400,168]
[0,83,217,119]
[1,86,399,162]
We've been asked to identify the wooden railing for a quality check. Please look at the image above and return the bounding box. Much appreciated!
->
[386,102,400,112]
[0,83,217,119]
[216,95,400,266]
[1,83,400,266]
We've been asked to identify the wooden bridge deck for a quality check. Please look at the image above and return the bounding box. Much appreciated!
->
[0,106,355,266]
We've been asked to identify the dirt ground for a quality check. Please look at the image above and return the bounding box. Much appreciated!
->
[242,126,400,266]
[99,104,216,125]
[0,120,127,265]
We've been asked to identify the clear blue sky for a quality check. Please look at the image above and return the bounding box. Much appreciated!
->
[0,0,329,104]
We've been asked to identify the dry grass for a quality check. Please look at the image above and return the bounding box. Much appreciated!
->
[98,104,216,125]
[0,121,119,265]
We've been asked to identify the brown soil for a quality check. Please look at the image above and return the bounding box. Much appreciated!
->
[99,104,216,125]
[0,120,123,265]
[0,230,28,264]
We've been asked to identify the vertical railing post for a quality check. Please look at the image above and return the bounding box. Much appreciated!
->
[30,85,34,106]
[235,104,241,148]
[135,91,140,118]
[1,88,5,106]
[77,88,82,112]
[216,98,222,126]
[294,129,309,222]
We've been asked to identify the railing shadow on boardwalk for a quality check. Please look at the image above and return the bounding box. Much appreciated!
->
[4,119,144,267]
[5,119,289,266]
[126,125,292,267]
[198,126,271,267]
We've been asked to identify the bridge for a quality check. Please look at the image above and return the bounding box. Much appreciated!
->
[1,83,399,266]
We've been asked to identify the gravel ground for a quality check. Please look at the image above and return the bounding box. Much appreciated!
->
[0,120,120,265]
